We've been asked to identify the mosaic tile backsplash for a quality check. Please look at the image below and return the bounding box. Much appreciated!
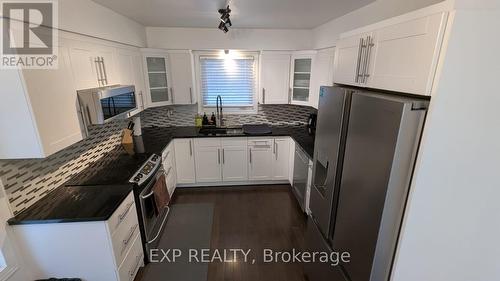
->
[0,104,316,215]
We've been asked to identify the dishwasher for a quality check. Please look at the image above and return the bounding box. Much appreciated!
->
[292,145,312,213]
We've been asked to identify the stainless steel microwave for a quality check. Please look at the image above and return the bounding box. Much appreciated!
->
[77,85,137,126]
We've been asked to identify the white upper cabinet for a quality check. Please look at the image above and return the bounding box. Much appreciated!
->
[333,32,372,87]
[290,52,316,106]
[260,52,291,104]
[0,38,83,159]
[69,40,119,89]
[310,48,335,109]
[333,11,448,96]
[142,51,173,107]
[168,51,195,104]
[366,12,448,95]
[116,48,147,115]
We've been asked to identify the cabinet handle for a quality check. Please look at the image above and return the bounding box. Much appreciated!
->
[249,148,252,164]
[362,36,375,83]
[355,38,364,83]
[170,87,174,103]
[165,166,172,177]
[288,88,292,103]
[217,149,221,164]
[189,87,193,104]
[94,57,103,86]
[129,254,142,279]
[122,224,139,254]
[222,149,225,164]
[189,140,192,156]
[275,142,278,160]
[100,57,108,85]
[138,91,145,110]
[262,88,266,104]
[117,202,134,227]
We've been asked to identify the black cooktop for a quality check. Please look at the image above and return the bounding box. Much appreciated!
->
[64,146,150,186]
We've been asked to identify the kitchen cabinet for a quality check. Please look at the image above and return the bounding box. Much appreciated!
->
[248,138,274,180]
[11,192,143,281]
[290,51,316,106]
[0,38,83,159]
[333,12,448,96]
[310,48,335,109]
[174,139,196,184]
[168,51,195,104]
[366,12,448,95]
[221,138,248,181]
[116,48,147,115]
[69,40,118,89]
[162,142,177,195]
[194,139,222,182]
[142,51,173,107]
[272,137,290,180]
[260,52,291,104]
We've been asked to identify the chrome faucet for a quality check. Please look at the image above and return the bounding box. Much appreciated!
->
[216,95,224,127]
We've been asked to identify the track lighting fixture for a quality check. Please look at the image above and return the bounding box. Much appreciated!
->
[218,5,232,33]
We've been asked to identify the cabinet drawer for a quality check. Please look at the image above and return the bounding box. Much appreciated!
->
[248,138,273,147]
[222,137,247,146]
[118,234,143,281]
[195,138,221,147]
[108,192,135,235]
[111,205,140,265]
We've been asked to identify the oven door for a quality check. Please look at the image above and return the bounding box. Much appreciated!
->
[138,168,170,252]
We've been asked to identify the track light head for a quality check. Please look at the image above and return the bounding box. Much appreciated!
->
[217,5,232,33]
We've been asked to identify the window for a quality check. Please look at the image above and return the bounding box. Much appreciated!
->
[195,51,258,114]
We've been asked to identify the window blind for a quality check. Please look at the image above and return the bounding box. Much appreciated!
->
[200,57,255,107]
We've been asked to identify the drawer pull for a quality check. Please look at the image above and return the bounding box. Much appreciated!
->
[163,150,170,161]
[129,254,142,280]
[121,224,139,254]
[117,202,134,227]
[165,166,172,177]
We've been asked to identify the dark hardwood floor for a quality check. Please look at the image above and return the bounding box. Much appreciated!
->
[135,184,308,281]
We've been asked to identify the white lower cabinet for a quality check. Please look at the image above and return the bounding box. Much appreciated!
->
[174,139,196,184]
[248,138,274,180]
[162,142,177,195]
[11,192,143,281]
[272,137,290,180]
[175,137,292,185]
[221,138,248,181]
[195,139,223,182]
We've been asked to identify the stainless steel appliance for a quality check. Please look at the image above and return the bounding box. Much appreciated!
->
[292,145,312,213]
[77,85,137,126]
[306,86,428,281]
[129,153,170,262]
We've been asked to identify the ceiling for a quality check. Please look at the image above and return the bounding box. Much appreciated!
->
[91,0,375,29]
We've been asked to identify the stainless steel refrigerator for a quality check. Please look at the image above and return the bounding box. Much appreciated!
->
[305,86,429,281]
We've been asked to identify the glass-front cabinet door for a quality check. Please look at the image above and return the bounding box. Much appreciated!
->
[290,53,314,105]
[143,54,172,107]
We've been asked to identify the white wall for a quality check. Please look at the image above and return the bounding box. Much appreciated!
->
[58,0,146,47]
[146,27,313,50]
[391,2,500,281]
[312,0,445,48]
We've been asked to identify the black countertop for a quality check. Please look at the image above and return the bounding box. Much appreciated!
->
[8,184,133,225]
[8,125,315,225]
[137,125,315,159]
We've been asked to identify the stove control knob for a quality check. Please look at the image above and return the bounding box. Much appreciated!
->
[133,177,140,182]
[138,173,143,178]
